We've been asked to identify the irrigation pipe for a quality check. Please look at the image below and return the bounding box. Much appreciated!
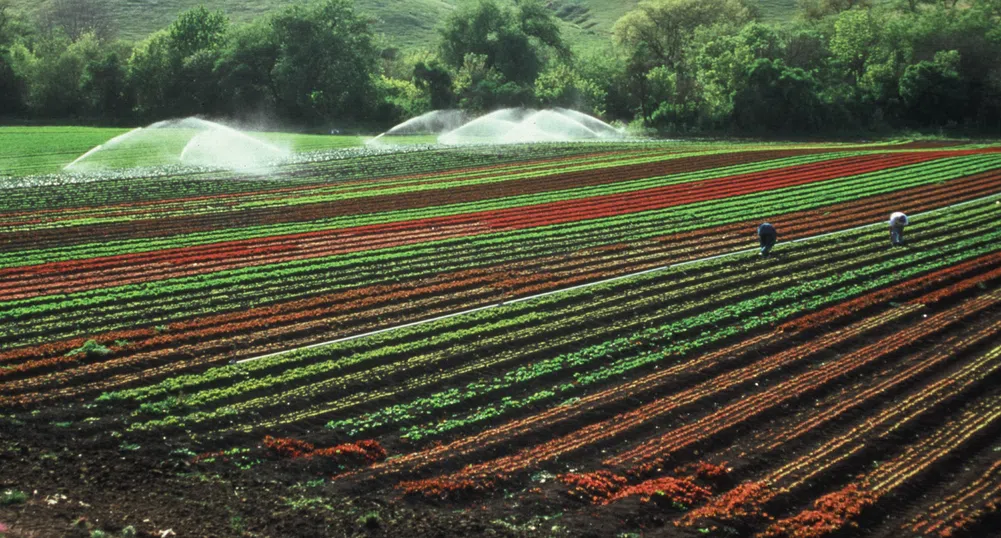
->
[235,190,1001,365]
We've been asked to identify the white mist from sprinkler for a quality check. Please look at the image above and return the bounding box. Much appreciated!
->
[369,108,624,146]
[367,109,469,145]
[437,107,624,145]
[177,118,290,173]
[63,117,290,175]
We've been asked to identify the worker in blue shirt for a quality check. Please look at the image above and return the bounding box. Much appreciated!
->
[758,222,777,257]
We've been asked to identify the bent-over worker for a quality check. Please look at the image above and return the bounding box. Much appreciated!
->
[889,212,909,246]
[758,222,777,257]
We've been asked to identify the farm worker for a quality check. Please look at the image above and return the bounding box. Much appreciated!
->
[757,222,777,257]
[889,212,909,246]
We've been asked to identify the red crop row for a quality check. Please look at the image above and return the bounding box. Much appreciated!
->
[262,435,387,466]
[4,151,995,305]
[558,471,629,503]
[757,484,875,538]
[607,476,713,506]
[760,388,1001,537]
[0,149,930,280]
[607,293,1001,474]
[907,458,1001,537]
[682,311,1001,531]
[0,148,814,251]
[394,305,913,493]
[0,149,639,221]
[343,256,1001,488]
[9,152,992,311]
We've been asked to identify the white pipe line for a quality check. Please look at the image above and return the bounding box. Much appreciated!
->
[235,190,1001,365]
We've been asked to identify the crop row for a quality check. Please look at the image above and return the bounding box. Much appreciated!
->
[99,198,992,436]
[678,314,1001,531]
[4,171,1000,411]
[342,202,1001,487]
[398,286,1001,496]
[0,149,868,284]
[6,152,998,322]
[2,142,656,211]
[905,458,1001,537]
[0,147,694,234]
[0,149,876,266]
[759,377,1001,538]
[4,153,998,352]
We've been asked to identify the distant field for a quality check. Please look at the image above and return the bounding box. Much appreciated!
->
[5,0,800,51]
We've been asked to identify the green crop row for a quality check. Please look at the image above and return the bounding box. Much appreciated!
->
[0,149,855,262]
[0,146,676,232]
[0,142,679,211]
[3,153,998,350]
[119,198,1001,432]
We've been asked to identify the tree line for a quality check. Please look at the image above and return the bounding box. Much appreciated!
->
[0,0,999,134]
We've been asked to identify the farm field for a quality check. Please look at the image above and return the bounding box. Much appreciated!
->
[2,137,1001,537]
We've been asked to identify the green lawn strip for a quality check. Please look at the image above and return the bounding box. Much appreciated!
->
[134,198,1001,432]
[1,150,988,269]
[2,154,997,344]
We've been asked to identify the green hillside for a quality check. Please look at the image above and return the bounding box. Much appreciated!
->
[7,0,800,50]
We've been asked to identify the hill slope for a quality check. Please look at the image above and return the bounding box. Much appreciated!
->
[7,0,799,50]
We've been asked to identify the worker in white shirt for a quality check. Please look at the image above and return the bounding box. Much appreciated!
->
[889,212,909,246]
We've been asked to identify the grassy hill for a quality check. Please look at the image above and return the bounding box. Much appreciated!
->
[7,0,800,51]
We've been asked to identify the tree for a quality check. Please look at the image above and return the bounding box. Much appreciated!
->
[81,51,132,120]
[686,22,782,128]
[126,31,173,118]
[127,7,228,119]
[268,0,378,122]
[413,60,456,109]
[214,21,280,118]
[899,49,966,125]
[0,0,9,43]
[534,63,606,115]
[168,6,228,58]
[0,0,25,114]
[612,0,755,71]
[439,0,568,90]
[829,8,884,82]
[733,58,824,132]
[612,0,754,126]
[9,32,102,117]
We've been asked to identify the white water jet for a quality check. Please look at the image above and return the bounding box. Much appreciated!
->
[437,107,623,145]
[177,118,289,173]
[63,117,290,175]
[367,109,470,146]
